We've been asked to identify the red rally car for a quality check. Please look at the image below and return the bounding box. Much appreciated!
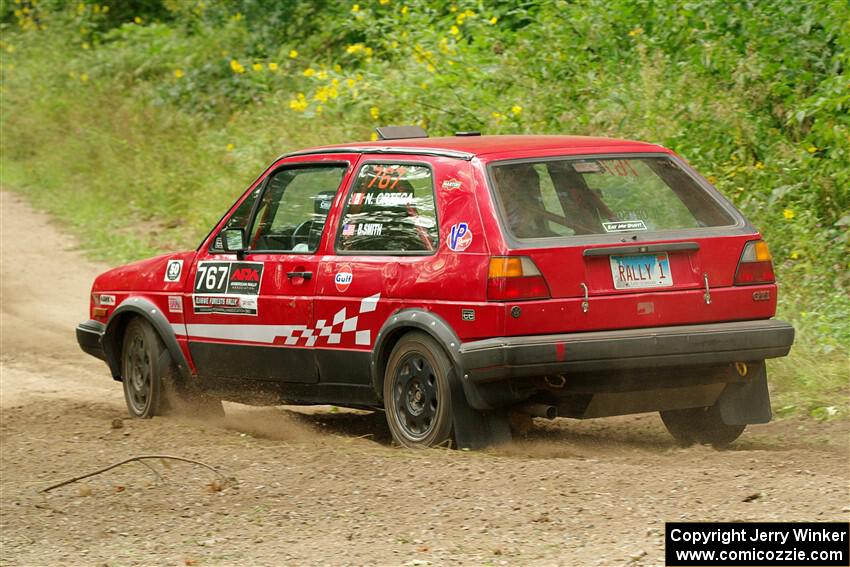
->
[77,128,795,449]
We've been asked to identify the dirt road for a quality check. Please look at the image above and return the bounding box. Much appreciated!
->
[1,191,848,566]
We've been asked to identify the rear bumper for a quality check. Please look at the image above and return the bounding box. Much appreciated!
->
[460,319,795,383]
[76,319,107,361]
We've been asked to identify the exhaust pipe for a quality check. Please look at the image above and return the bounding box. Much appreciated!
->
[518,403,558,420]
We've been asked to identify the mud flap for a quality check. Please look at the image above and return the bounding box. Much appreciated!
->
[448,371,512,450]
[717,362,772,425]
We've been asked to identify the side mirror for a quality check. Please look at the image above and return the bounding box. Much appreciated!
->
[221,228,246,253]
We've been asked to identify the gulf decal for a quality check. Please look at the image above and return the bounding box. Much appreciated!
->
[335,263,353,292]
[447,222,473,252]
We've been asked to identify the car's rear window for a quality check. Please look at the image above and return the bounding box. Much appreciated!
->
[489,156,735,239]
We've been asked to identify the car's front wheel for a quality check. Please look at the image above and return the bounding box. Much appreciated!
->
[383,332,454,448]
[121,317,223,419]
[121,318,169,418]
[660,405,745,448]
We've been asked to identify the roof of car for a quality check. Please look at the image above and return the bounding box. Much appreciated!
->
[286,135,664,161]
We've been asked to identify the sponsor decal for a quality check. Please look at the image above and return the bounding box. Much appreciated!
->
[356,223,383,236]
[335,263,353,293]
[447,222,473,252]
[461,309,475,321]
[602,220,647,233]
[97,294,116,306]
[441,178,462,190]
[168,295,183,313]
[192,261,264,315]
[165,259,184,282]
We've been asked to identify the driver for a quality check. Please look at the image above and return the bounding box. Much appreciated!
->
[493,164,554,238]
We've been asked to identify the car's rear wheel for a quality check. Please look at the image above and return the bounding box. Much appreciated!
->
[121,317,223,419]
[660,405,745,448]
[383,332,454,448]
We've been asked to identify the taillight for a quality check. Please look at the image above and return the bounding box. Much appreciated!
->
[487,256,551,301]
[734,240,775,285]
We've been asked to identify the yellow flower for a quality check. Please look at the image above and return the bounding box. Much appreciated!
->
[80,72,89,82]
[316,105,324,114]
[426,63,435,73]
[317,70,328,80]
[450,25,460,36]
[707,175,718,184]
[82,42,90,49]
[226,143,235,152]
[755,161,764,170]
[232,12,242,21]
[76,3,85,15]
[807,145,817,153]
[450,5,457,12]
[511,105,522,116]
[289,93,308,112]
[230,59,245,73]
[134,16,142,24]
[364,47,373,57]
[379,0,389,4]
[790,251,800,260]
[252,63,263,72]
[289,49,298,59]
[173,68,184,78]
[491,111,504,120]
[303,67,316,77]
[489,16,498,24]
[370,132,379,141]
[783,209,795,220]
[102,5,109,13]
[369,106,380,120]
[351,4,360,13]
[401,5,409,15]
[628,27,643,37]
[268,62,278,71]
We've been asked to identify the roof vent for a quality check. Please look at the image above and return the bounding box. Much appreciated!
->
[455,131,481,136]
[375,125,428,140]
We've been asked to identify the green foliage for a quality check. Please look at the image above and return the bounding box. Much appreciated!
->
[1,0,848,359]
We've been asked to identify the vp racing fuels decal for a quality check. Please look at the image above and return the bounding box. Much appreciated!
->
[447,222,472,252]
[193,261,263,315]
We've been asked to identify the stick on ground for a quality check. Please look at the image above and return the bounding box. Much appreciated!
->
[40,455,228,493]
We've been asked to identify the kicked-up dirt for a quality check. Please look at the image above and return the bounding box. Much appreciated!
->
[1,191,848,566]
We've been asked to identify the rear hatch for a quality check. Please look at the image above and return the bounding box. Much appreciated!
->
[486,154,776,334]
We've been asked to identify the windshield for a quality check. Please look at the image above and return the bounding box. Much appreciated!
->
[489,156,735,239]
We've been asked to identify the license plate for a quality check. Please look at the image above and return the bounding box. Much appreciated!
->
[610,253,673,290]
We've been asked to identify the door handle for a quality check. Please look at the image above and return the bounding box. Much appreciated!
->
[287,271,313,280]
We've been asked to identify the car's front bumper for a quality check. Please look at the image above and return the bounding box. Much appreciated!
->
[76,319,107,361]
[460,319,795,383]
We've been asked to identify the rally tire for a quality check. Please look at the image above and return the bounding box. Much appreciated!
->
[121,318,170,418]
[383,332,454,449]
[660,406,746,449]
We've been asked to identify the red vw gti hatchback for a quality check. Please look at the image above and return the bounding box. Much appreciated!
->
[77,129,794,449]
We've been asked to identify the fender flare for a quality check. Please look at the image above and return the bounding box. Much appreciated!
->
[370,309,491,409]
[370,309,511,448]
[102,297,192,382]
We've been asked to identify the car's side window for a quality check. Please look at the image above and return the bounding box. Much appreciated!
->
[249,165,347,253]
[335,163,438,253]
[209,185,263,252]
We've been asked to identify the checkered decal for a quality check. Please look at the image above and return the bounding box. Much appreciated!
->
[181,292,382,348]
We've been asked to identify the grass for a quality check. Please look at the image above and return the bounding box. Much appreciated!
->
[0,0,847,419]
